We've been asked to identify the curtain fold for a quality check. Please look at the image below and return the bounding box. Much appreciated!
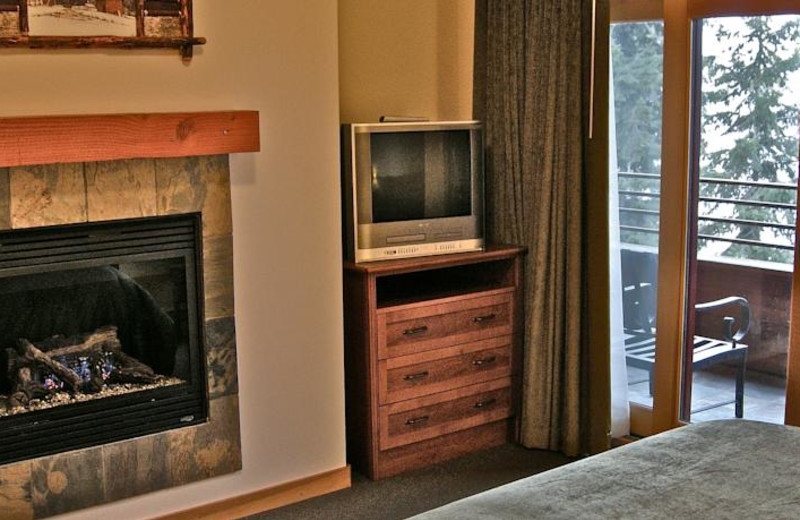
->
[474,0,611,456]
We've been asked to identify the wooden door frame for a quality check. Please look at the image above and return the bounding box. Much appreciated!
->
[687,0,800,19]
[679,20,705,424]
[610,0,671,437]
[787,224,800,425]
[611,0,663,22]
[610,0,690,435]
[649,0,692,434]
[657,0,800,432]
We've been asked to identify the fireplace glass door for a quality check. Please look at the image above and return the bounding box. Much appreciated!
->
[0,214,207,465]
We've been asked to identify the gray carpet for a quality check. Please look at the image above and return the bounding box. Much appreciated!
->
[245,443,572,520]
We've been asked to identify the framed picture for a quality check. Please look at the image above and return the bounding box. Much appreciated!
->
[27,1,137,37]
[0,0,203,59]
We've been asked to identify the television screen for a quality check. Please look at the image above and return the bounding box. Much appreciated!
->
[370,130,472,223]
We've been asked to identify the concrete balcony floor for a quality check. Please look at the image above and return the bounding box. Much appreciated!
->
[628,365,786,424]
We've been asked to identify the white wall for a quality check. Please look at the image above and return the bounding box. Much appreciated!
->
[0,1,346,518]
[338,0,475,123]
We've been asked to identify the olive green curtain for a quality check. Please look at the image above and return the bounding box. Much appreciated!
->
[474,0,611,456]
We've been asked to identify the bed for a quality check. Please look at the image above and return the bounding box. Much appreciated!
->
[409,420,800,519]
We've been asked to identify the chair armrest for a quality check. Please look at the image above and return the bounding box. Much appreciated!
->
[695,296,751,344]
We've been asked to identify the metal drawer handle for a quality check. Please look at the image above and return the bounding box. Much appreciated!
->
[472,356,497,367]
[472,313,497,324]
[403,371,430,382]
[405,415,430,426]
[474,398,497,409]
[403,325,429,336]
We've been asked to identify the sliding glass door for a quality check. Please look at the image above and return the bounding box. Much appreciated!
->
[682,14,800,424]
[609,0,800,436]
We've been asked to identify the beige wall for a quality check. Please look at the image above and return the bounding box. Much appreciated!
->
[339,0,475,123]
[0,2,345,519]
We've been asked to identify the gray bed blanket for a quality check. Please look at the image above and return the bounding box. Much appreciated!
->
[409,420,800,519]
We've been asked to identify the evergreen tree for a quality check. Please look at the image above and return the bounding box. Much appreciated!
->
[699,16,800,263]
[611,22,664,247]
[612,22,664,174]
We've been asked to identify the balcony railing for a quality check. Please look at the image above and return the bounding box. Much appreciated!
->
[618,171,798,255]
[617,170,798,382]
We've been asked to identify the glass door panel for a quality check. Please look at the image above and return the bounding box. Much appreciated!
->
[683,15,800,424]
[610,21,665,416]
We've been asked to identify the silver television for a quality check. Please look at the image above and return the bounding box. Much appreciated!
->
[341,121,485,263]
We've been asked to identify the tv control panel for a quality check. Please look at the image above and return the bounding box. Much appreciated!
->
[355,239,485,262]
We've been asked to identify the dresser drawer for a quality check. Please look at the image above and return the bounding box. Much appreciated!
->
[378,336,515,404]
[377,291,514,359]
[379,379,513,451]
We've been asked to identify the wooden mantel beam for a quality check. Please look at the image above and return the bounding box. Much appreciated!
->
[0,111,260,168]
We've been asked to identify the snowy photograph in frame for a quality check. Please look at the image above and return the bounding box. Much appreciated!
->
[27,0,136,37]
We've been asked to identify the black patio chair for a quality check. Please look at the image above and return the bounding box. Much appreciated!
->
[621,249,750,418]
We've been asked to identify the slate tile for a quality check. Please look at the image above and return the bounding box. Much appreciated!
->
[0,461,33,520]
[168,395,241,486]
[206,317,238,399]
[0,168,9,230]
[102,434,170,502]
[10,163,87,229]
[86,159,157,222]
[203,234,235,319]
[31,448,104,518]
[156,155,232,237]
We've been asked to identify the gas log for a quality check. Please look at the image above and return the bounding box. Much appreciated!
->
[5,326,159,408]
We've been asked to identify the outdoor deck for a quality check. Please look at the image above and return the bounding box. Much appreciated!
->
[628,365,786,423]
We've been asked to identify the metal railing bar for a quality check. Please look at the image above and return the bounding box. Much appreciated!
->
[697,215,796,231]
[617,174,799,251]
[620,225,797,249]
[697,235,795,251]
[620,225,660,235]
[620,211,795,230]
[618,171,661,180]
[699,177,798,190]
[620,193,796,208]
[619,208,660,216]
[619,171,797,190]
[698,196,797,211]
[620,190,661,198]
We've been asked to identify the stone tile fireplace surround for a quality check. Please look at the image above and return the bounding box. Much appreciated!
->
[0,112,259,519]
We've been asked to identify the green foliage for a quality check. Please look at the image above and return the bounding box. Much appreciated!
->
[611,22,664,247]
[612,17,800,261]
[611,22,664,174]
[699,16,800,263]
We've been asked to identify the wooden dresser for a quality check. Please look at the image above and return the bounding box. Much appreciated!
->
[343,245,526,479]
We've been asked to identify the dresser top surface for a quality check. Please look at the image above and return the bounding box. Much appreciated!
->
[343,244,526,276]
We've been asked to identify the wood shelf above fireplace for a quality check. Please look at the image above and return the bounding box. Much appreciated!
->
[0,111,260,168]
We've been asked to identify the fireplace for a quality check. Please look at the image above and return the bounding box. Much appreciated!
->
[0,214,207,465]
[0,110,259,520]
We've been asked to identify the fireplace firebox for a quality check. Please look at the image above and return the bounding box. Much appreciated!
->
[0,213,207,465]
